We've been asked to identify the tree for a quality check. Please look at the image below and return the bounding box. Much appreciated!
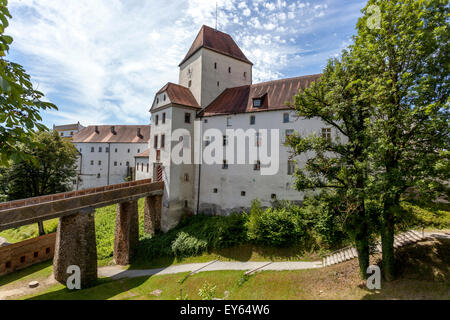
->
[0,0,57,166]
[0,131,79,235]
[352,0,449,280]
[287,50,376,278]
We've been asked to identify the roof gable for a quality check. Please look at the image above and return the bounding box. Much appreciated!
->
[151,83,200,111]
[199,74,322,116]
[179,25,252,67]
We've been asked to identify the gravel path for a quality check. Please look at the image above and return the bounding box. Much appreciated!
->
[98,260,323,280]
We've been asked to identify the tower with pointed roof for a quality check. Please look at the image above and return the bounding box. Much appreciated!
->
[178,25,253,108]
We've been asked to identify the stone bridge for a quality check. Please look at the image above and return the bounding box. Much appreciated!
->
[0,179,164,288]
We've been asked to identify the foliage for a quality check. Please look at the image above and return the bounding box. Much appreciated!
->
[352,0,449,280]
[198,281,217,300]
[0,130,78,200]
[137,214,248,260]
[0,0,57,166]
[246,199,306,247]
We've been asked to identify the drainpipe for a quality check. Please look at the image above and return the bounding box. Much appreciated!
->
[196,118,203,215]
[107,142,111,186]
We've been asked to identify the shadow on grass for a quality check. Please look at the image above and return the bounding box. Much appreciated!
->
[362,238,450,300]
[24,276,150,300]
[0,260,53,287]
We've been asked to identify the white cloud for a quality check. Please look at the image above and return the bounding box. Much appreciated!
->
[5,0,365,126]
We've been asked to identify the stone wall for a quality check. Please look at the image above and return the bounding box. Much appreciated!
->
[0,233,56,276]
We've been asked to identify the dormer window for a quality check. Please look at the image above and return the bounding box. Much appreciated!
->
[157,98,159,104]
[163,94,166,101]
[253,99,262,108]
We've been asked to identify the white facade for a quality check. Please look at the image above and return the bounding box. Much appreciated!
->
[73,142,147,190]
[148,26,326,231]
[53,122,84,139]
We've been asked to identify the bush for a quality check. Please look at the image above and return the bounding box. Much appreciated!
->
[246,199,306,247]
[137,213,248,259]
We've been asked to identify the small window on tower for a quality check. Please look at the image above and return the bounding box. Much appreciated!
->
[213,188,218,193]
[184,173,189,182]
[185,113,191,124]
[162,112,166,124]
[214,62,217,69]
[250,115,255,125]
[155,115,159,126]
[217,81,220,87]
[154,135,158,149]
[244,72,247,78]
[228,67,231,73]
[161,134,165,148]
[188,80,192,88]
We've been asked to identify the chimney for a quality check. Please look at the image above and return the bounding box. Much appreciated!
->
[137,128,142,138]
[111,126,116,135]
[94,126,99,134]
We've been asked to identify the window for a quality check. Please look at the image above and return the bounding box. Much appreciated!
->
[163,94,166,101]
[322,128,332,141]
[114,161,117,166]
[99,147,102,152]
[155,114,159,126]
[91,147,94,152]
[161,134,165,148]
[136,162,139,170]
[154,135,158,149]
[241,191,246,197]
[5,261,11,268]
[228,66,231,73]
[204,119,208,123]
[226,116,232,127]
[98,160,102,165]
[214,62,217,69]
[141,163,144,171]
[185,112,191,124]
[79,148,82,152]
[105,147,109,153]
[184,173,189,182]
[128,149,130,153]
[283,113,290,123]
[188,80,192,88]
[250,115,255,125]
[162,112,166,124]
[213,188,218,193]
[126,161,130,167]
[147,164,149,172]
[97,173,101,178]
[157,98,159,104]
[90,160,94,165]
[45,248,50,254]
[223,135,228,146]
[217,81,220,87]
[72,180,77,185]
[60,132,64,136]
[184,200,188,208]
[253,99,262,108]
[288,160,295,175]
[115,148,118,153]
[271,193,277,200]
[70,131,73,136]
[254,160,261,171]
[244,71,247,79]
[20,256,25,263]
[138,149,140,153]
[156,150,161,161]
[222,160,228,169]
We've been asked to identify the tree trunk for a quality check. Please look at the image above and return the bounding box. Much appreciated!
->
[355,221,370,279]
[381,201,395,281]
[37,221,45,236]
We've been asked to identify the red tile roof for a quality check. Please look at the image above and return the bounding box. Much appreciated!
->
[73,125,150,143]
[179,25,252,66]
[199,74,322,116]
[134,149,150,158]
[151,82,200,111]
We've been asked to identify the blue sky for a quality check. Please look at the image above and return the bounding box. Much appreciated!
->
[7,0,367,127]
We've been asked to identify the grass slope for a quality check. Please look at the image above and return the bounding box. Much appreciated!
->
[17,238,450,300]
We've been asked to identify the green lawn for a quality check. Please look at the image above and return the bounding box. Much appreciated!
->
[19,238,450,300]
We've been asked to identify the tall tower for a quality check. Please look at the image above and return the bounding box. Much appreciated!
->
[148,25,253,232]
[178,25,253,108]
